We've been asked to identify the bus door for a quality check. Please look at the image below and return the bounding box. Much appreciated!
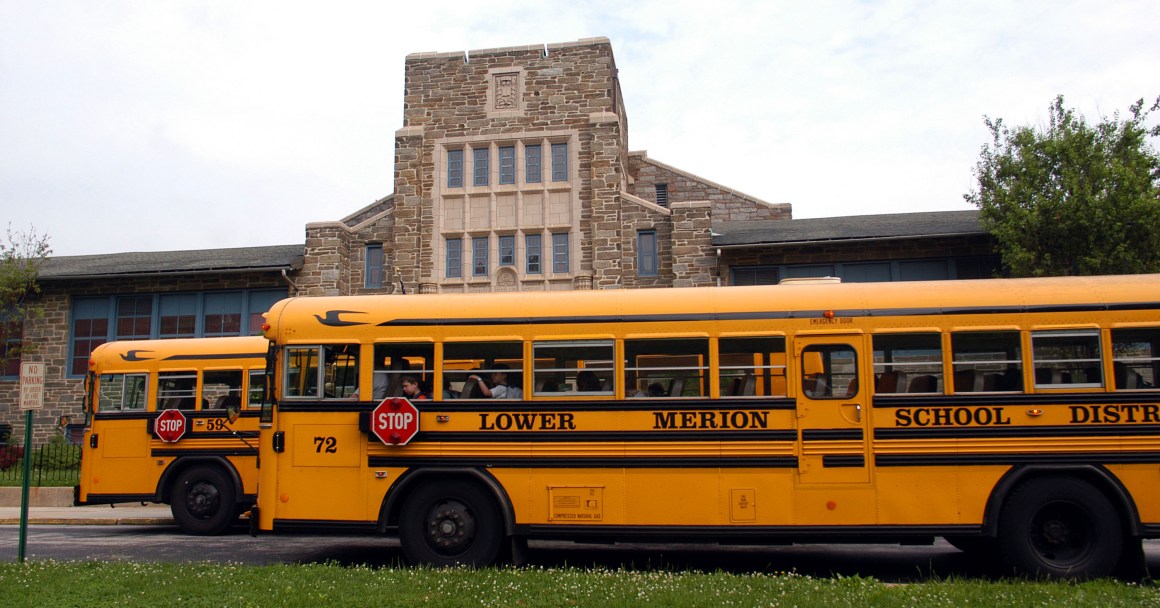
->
[793,335,870,484]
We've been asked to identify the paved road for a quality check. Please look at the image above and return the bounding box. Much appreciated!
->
[4,524,1159,581]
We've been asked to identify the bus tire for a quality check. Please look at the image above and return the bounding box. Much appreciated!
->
[398,481,504,567]
[998,476,1122,579]
[170,466,237,536]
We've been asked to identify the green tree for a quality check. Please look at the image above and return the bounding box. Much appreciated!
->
[0,225,52,371]
[965,95,1160,277]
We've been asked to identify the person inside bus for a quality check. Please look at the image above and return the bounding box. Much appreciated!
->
[400,375,431,400]
[575,370,601,392]
[468,364,523,399]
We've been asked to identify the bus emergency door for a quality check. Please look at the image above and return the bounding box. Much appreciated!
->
[793,334,871,484]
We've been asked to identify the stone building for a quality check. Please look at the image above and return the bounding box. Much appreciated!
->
[0,38,998,441]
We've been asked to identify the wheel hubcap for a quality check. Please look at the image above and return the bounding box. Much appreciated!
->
[426,500,476,554]
[186,482,220,519]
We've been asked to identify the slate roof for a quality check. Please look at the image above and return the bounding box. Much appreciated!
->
[712,209,984,248]
[39,244,305,280]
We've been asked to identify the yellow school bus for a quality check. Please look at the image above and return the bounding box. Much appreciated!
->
[253,274,1160,578]
[76,336,268,534]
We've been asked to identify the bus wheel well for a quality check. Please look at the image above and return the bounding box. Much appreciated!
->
[380,469,514,536]
[985,466,1140,538]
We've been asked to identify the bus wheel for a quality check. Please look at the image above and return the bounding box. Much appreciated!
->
[398,482,503,567]
[170,466,237,536]
[998,476,1122,579]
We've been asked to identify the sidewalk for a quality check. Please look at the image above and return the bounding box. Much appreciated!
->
[0,503,175,526]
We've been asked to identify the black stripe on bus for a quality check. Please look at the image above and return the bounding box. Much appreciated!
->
[375,300,1160,327]
[414,430,798,443]
[875,424,1160,440]
[151,448,259,458]
[873,392,1160,408]
[801,429,863,441]
[93,410,263,421]
[279,398,797,414]
[163,352,267,361]
[168,431,260,440]
[367,456,799,469]
[876,452,1160,467]
[823,455,866,468]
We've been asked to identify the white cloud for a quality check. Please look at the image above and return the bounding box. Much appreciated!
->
[2,0,1157,254]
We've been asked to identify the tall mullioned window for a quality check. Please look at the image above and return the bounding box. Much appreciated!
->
[499,146,516,185]
[473,148,489,186]
[365,243,384,288]
[446,238,463,278]
[638,230,658,276]
[499,235,515,266]
[447,149,463,188]
[526,234,542,274]
[473,237,489,277]
[551,143,568,182]
[552,233,569,273]
[525,145,542,183]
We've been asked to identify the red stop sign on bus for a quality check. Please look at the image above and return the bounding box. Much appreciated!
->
[155,409,188,443]
[371,398,420,446]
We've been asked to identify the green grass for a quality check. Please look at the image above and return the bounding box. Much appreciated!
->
[0,562,1155,608]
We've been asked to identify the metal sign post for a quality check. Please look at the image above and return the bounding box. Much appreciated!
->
[17,362,45,563]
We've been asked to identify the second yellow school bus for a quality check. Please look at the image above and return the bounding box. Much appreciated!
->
[76,336,268,534]
[253,274,1160,578]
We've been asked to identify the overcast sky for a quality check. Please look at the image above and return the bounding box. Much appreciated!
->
[2,1,1157,256]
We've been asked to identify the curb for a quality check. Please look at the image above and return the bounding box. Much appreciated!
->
[0,517,175,526]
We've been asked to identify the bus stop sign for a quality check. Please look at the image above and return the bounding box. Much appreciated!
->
[371,398,419,446]
[154,409,188,443]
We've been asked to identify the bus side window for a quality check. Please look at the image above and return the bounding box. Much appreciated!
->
[718,336,786,398]
[531,340,614,396]
[99,373,148,411]
[799,344,858,399]
[872,333,943,394]
[442,341,525,399]
[204,370,244,409]
[1031,330,1103,389]
[157,371,199,409]
[951,331,1023,393]
[283,345,360,399]
[373,343,434,400]
[625,338,709,398]
[1111,328,1159,390]
[247,369,264,407]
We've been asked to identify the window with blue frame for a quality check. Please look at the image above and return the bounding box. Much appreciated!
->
[473,148,489,186]
[159,294,197,338]
[204,292,243,337]
[447,149,464,188]
[365,243,384,288]
[70,298,111,376]
[526,234,542,274]
[446,238,463,278]
[499,146,516,185]
[525,145,541,183]
[473,237,489,277]
[499,235,515,266]
[551,143,568,182]
[68,288,287,376]
[552,233,569,273]
[116,295,152,339]
[638,230,658,276]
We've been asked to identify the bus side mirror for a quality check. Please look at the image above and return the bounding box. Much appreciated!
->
[226,405,241,424]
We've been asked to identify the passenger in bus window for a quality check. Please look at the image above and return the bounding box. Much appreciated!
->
[576,370,601,392]
[647,382,665,397]
[401,375,431,400]
[469,364,523,399]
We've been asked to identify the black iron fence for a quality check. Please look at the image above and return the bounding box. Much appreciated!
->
[0,441,81,486]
